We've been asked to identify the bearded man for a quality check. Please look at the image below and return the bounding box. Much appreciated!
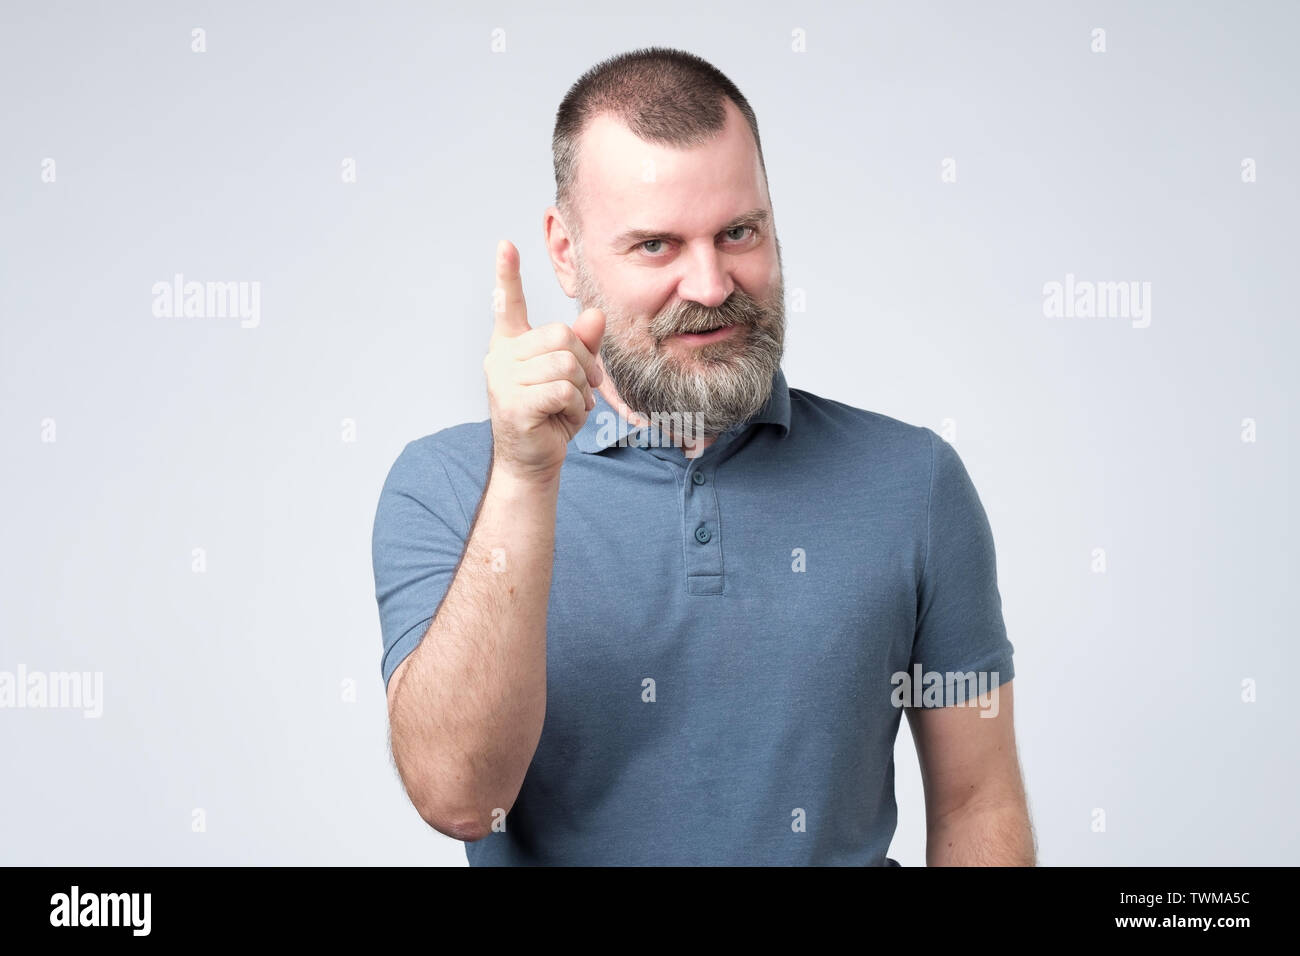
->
[372,46,1034,867]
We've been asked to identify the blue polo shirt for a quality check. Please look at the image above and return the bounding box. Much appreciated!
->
[371,368,1014,865]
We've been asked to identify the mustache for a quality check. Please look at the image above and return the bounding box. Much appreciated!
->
[650,289,770,339]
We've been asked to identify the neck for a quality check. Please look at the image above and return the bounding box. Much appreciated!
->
[593,374,718,459]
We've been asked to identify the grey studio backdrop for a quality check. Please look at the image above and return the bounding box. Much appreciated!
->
[1,0,1296,866]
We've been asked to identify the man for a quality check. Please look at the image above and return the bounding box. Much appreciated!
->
[372,47,1035,865]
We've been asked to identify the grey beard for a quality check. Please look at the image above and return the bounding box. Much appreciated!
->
[572,241,787,441]
[599,314,785,439]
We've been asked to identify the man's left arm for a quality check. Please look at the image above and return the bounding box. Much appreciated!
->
[905,678,1035,866]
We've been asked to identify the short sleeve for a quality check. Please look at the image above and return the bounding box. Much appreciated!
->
[910,429,1014,705]
[371,439,470,692]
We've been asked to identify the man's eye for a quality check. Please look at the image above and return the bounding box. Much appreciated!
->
[638,227,756,256]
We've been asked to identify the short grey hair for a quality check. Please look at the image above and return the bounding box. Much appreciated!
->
[551,46,768,248]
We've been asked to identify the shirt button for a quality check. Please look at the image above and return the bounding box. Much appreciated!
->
[694,525,711,544]
[692,471,706,485]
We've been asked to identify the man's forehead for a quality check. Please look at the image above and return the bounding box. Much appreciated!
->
[575,107,767,242]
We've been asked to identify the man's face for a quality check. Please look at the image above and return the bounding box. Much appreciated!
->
[566,100,786,439]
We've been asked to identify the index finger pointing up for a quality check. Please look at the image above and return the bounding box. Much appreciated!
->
[493,239,531,338]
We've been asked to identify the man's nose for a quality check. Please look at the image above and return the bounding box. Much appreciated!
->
[675,242,733,308]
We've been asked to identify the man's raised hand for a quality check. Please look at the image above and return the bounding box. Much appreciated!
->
[484,239,606,482]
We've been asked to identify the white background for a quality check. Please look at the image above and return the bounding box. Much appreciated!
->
[1,0,1296,864]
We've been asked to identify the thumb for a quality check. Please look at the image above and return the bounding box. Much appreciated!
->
[572,307,606,383]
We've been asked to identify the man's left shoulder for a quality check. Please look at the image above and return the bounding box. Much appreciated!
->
[787,385,935,467]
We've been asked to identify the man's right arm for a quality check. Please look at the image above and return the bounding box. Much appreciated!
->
[382,239,606,842]
[386,463,560,842]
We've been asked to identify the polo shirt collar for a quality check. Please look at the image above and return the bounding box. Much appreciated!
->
[574,366,790,454]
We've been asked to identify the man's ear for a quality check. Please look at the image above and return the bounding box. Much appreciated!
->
[543,205,579,298]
